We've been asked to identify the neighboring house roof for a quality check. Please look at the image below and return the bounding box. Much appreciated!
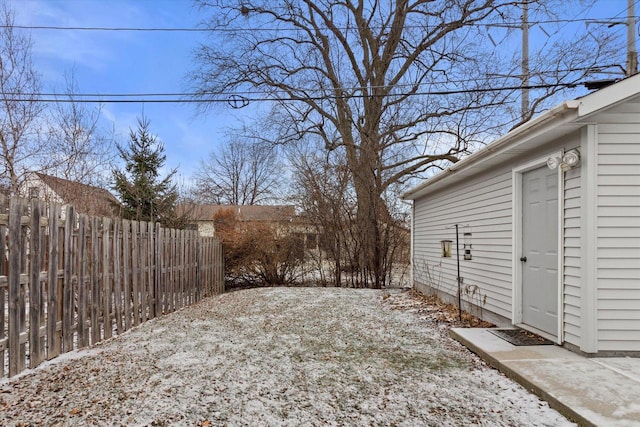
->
[403,73,640,200]
[34,173,119,217]
[177,204,296,223]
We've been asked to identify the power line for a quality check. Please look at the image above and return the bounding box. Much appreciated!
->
[4,16,639,33]
[1,81,593,104]
[5,24,212,32]
[0,64,621,100]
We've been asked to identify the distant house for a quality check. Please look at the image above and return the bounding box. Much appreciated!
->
[21,173,119,217]
[403,74,640,356]
[177,204,297,236]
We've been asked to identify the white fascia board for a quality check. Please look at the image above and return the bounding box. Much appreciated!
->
[577,74,640,117]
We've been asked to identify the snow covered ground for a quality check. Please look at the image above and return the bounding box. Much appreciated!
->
[0,287,574,426]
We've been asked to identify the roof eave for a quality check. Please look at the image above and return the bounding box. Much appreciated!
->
[577,73,640,116]
[402,100,579,200]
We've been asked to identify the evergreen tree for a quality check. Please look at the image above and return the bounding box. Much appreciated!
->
[112,117,182,227]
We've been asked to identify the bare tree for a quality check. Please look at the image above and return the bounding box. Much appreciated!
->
[193,138,282,205]
[46,69,117,187]
[289,142,354,286]
[291,140,410,288]
[0,3,45,195]
[191,0,620,287]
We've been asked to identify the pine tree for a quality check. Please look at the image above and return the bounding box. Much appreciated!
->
[112,116,183,227]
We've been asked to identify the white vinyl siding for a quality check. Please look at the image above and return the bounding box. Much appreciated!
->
[595,111,640,352]
[563,167,581,346]
[413,168,513,320]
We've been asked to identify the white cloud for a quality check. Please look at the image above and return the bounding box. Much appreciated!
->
[11,0,141,74]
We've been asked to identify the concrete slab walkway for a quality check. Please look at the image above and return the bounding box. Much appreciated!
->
[451,328,640,427]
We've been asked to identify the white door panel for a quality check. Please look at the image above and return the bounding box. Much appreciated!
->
[521,166,558,336]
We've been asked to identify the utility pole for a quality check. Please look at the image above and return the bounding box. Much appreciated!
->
[485,2,531,120]
[627,0,638,76]
[521,1,530,120]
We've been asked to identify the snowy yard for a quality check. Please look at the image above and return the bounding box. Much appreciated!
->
[0,287,574,426]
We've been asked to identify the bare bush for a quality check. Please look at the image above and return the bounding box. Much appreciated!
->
[213,208,304,287]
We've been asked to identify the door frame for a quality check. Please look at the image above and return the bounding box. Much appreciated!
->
[511,151,564,344]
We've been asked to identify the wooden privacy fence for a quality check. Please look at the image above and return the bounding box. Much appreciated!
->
[0,196,224,378]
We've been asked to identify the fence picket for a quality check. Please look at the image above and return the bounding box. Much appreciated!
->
[140,221,147,322]
[8,198,24,376]
[0,199,7,378]
[169,228,176,312]
[155,223,163,315]
[123,220,132,330]
[77,214,89,349]
[91,217,101,345]
[180,229,183,308]
[190,231,196,304]
[131,221,140,326]
[113,219,123,335]
[102,218,112,339]
[47,204,61,359]
[29,198,43,367]
[148,222,156,319]
[62,205,75,352]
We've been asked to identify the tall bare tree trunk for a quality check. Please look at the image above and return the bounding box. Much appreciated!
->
[349,139,387,289]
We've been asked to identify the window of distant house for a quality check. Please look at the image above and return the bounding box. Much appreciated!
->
[306,233,317,250]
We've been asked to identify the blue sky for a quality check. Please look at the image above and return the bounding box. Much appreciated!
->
[9,0,638,183]
[12,0,255,181]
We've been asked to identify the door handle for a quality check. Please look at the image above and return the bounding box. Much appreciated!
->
[520,256,527,262]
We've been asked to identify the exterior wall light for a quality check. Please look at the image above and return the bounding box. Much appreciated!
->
[546,155,562,170]
[547,149,580,171]
[463,232,472,260]
[561,149,581,170]
[441,239,453,258]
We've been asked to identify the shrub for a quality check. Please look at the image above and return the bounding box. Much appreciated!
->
[213,208,304,286]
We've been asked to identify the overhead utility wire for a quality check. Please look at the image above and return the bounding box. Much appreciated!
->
[2,82,589,104]
[1,66,622,100]
[4,16,639,33]
[5,24,210,32]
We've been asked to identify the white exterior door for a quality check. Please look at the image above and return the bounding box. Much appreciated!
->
[521,165,558,337]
